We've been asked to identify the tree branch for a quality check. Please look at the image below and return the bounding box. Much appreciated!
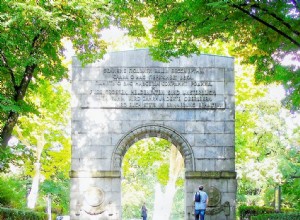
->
[251,4,300,36]
[1,29,44,148]
[0,50,17,89]
[256,133,264,147]
[231,3,300,48]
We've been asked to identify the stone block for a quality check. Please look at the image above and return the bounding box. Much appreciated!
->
[195,110,215,121]
[111,178,121,192]
[179,54,198,67]
[196,55,215,67]
[224,121,234,133]
[192,146,205,158]
[227,179,237,193]
[215,109,234,121]
[209,179,228,192]
[107,51,127,66]
[195,159,215,171]
[72,133,112,149]
[183,134,195,146]
[221,192,236,206]
[225,95,235,110]
[186,121,205,133]
[101,178,113,192]
[195,134,216,147]
[215,81,225,95]
[214,56,234,68]
[215,159,235,171]
[216,134,234,147]
[163,121,185,133]
[225,82,235,95]
[111,134,126,146]
[121,120,134,133]
[205,122,225,133]
[75,158,111,170]
[224,68,234,82]
[204,146,224,159]
[149,109,178,120]
[224,146,235,158]
[71,158,80,170]
[175,110,195,121]
[108,121,123,134]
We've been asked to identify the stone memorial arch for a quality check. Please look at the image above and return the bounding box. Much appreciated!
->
[70,49,236,220]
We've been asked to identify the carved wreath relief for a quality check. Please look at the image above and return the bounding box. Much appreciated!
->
[206,186,230,216]
[82,187,106,215]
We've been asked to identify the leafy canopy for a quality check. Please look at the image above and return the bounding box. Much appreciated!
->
[113,0,300,110]
[0,0,112,146]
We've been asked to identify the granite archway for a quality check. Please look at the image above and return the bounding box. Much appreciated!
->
[111,124,195,171]
[70,49,236,220]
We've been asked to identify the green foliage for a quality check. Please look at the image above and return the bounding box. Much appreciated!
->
[0,94,21,114]
[252,212,300,220]
[239,205,298,219]
[15,80,71,178]
[113,0,300,110]
[122,138,184,219]
[232,57,300,208]
[0,176,28,208]
[0,143,34,173]
[239,205,275,219]
[0,207,46,220]
[0,0,113,146]
[0,174,70,215]
[39,177,70,214]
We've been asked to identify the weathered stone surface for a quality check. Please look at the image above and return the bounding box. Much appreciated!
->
[70,171,121,178]
[195,134,216,146]
[185,171,237,179]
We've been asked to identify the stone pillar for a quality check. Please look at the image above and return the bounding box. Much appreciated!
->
[70,171,121,220]
[186,171,236,220]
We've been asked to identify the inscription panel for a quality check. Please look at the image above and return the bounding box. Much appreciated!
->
[79,67,225,109]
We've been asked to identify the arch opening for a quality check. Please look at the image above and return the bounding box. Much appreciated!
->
[121,137,185,220]
[111,124,195,172]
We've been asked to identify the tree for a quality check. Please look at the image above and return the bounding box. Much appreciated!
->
[0,0,111,147]
[113,0,300,110]
[12,80,71,209]
[152,145,183,220]
[234,58,300,207]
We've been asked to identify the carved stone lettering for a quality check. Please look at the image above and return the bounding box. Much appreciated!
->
[85,67,225,109]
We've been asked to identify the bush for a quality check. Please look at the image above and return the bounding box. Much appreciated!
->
[239,205,275,219]
[0,207,47,220]
[252,212,300,220]
[239,205,299,220]
[0,177,27,208]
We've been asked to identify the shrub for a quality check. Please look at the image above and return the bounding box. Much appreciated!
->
[0,178,27,208]
[252,212,300,220]
[239,205,299,220]
[0,207,47,220]
[239,205,275,219]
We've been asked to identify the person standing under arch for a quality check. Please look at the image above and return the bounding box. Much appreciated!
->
[141,202,147,220]
[194,185,209,220]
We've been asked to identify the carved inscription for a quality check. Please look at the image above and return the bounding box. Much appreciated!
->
[84,67,225,109]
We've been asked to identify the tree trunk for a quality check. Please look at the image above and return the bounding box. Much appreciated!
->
[27,162,41,209]
[0,64,36,148]
[27,132,45,209]
[152,145,184,220]
[0,111,19,147]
